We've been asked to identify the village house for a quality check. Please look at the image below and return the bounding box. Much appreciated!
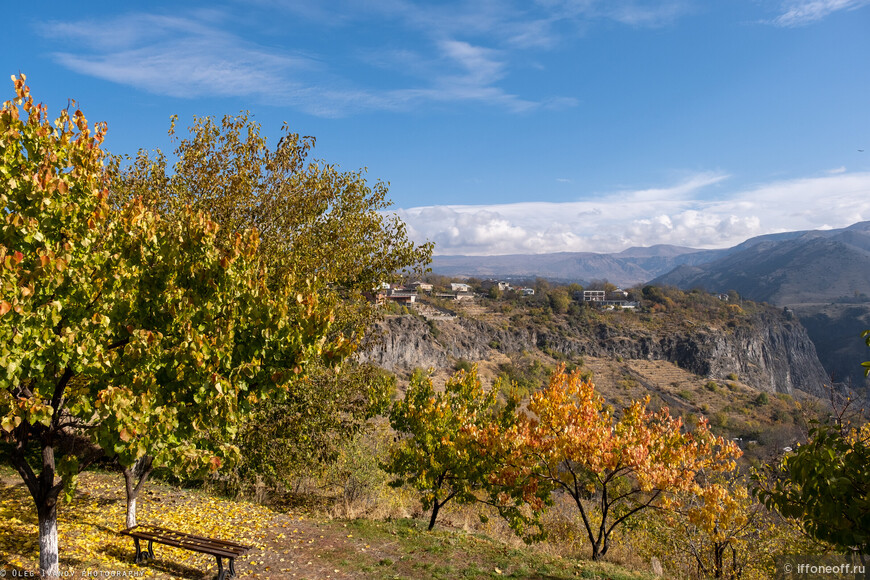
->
[583,290,606,302]
[409,281,434,293]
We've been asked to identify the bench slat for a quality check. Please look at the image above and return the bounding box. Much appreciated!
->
[121,525,252,557]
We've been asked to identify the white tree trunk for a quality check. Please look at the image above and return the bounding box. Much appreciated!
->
[123,455,153,530]
[126,497,137,529]
[38,505,60,578]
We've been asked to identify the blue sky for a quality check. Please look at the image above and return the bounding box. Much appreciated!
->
[6,0,870,254]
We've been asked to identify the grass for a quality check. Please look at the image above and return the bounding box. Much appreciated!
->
[322,517,652,579]
[0,467,656,580]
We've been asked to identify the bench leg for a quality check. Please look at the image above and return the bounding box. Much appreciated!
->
[132,538,155,564]
[132,538,143,564]
[228,557,237,577]
[215,555,227,580]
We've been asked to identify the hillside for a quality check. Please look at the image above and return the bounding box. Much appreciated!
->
[361,288,826,461]
[364,291,826,396]
[651,221,870,388]
[0,469,656,580]
[652,222,870,305]
[429,222,870,392]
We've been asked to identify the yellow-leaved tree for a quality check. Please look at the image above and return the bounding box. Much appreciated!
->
[110,112,432,505]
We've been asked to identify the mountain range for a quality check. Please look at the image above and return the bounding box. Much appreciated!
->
[652,221,870,304]
[430,220,870,388]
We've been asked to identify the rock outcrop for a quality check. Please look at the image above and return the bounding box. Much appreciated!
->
[360,309,828,396]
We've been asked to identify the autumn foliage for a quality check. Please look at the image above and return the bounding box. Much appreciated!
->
[384,367,512,531]
[387,365,741,562]
[0,75,353,576]
[499,367,741,560]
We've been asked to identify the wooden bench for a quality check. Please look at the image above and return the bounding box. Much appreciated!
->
[121,524,252,580]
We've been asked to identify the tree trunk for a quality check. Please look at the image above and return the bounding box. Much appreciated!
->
[11,436,64,578]
[428,500,441,531]
[123,455,154,529]
[37,500,60,577]
[591,540,604,561]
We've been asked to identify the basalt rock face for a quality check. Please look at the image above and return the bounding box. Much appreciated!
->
[360,310,828,396]
[359,316,536,371]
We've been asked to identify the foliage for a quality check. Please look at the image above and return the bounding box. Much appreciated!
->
[496,356,554,397]
[111,111,432,495]
[230,362,394,491]
[493,367,741,561]
[112,111,433,341]
[756,421,870,554]
[454,358,474,373]
[633,475,809,580]
[384,366,514,531]
[322,423,398,518]
[0,74,113,576]
[667,476,765,579]
[862,328,870,376]
[548,287,571,314]
[0,470,272,576]
[0,75,351,575]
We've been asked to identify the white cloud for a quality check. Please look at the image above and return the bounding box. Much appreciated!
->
[534,0,691,28]
[394,171,870,255]
[773,0,870,26]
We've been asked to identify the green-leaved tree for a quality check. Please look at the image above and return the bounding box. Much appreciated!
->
[384,366,509,530]
[111,113,432,499]
[756,422,870,555]
[0,75,351,576]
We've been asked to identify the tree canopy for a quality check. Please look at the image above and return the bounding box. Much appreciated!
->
[384,366,512,531]
[757,421,870,554]
[113,112,433,341]
[493,367,740,560]
[0,75,359,576]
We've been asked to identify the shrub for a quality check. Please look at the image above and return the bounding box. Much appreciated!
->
[454,358,474,373]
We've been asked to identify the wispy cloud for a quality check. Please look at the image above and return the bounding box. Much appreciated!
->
[394,171,870,255]
[772,0,870,26]
[37,1,690,116]
[41,14,328,103]
[536,0,691,29]
[37,8,567,116]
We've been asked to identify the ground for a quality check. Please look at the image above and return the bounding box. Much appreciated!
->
[0,470,654,580]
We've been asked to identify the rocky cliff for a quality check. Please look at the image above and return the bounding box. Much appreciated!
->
[360,308,828,396]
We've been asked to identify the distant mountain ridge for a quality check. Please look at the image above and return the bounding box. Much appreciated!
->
[431,222,870,297]
[650,220,870,389]
[430,244,727,286]
[651,221,870,304]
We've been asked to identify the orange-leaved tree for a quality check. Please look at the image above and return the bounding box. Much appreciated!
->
[495,367,740,560]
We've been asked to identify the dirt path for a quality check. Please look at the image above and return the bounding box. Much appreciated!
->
[0,471,381,579]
